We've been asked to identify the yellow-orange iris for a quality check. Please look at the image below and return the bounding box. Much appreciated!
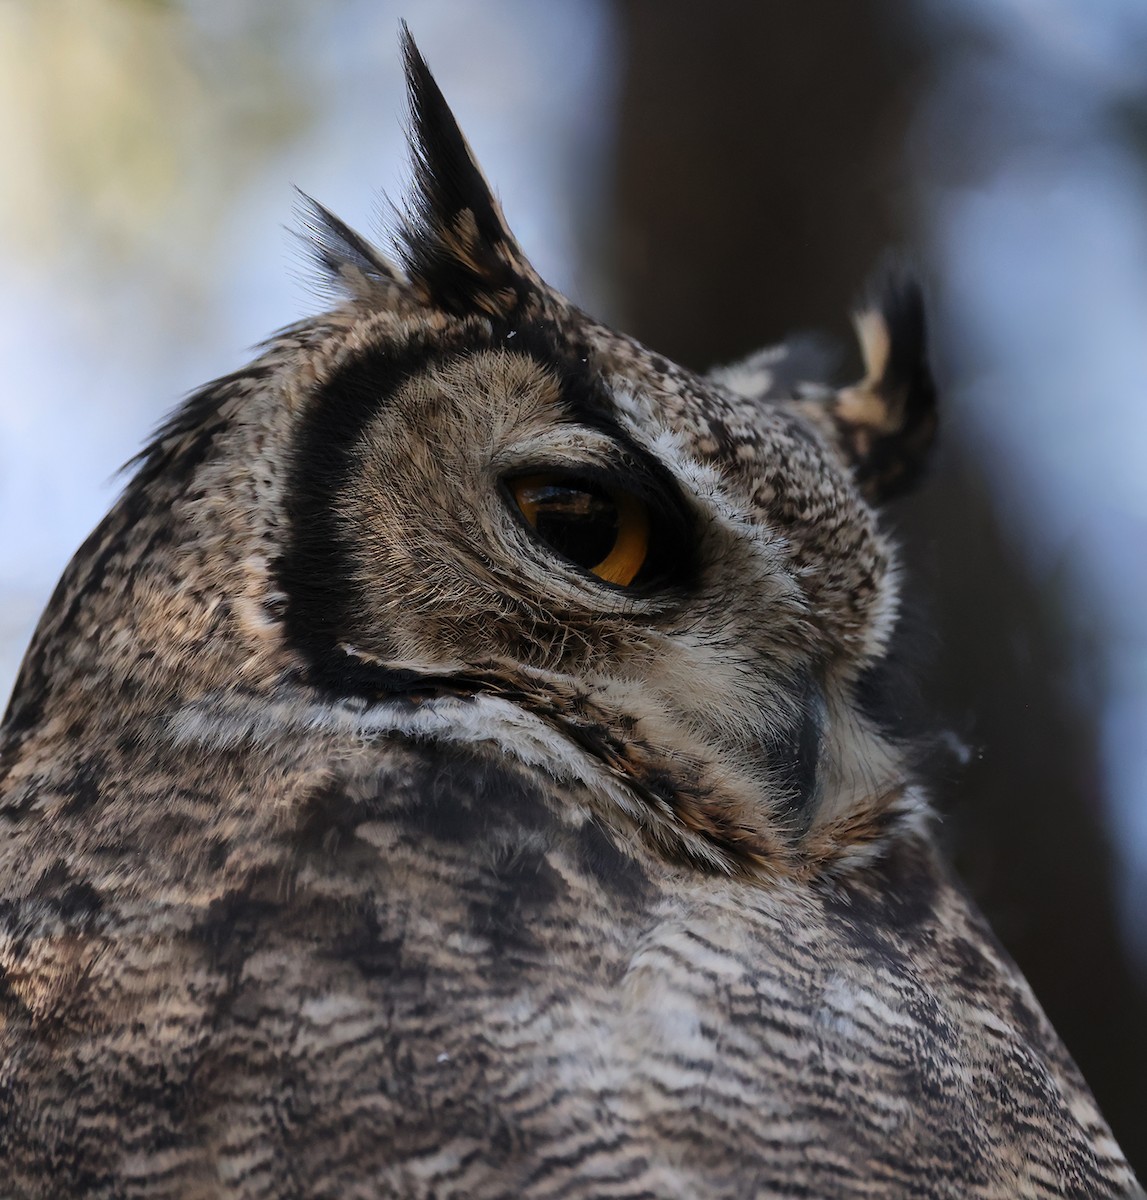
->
[510,475,651,588]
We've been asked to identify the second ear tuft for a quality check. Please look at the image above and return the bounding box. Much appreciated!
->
[834,271,938,502]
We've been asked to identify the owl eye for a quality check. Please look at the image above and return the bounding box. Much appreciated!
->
[508,473,651,587]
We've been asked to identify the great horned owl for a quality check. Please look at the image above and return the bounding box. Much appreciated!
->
[0,31,1140,1200]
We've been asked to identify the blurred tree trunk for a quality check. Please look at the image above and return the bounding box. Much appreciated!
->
[610,0,1146,1174]
[610,0,919,361]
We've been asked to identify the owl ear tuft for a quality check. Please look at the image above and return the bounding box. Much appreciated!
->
[833,270,938,502]
[398,25,540,317]
[295,190,406,303]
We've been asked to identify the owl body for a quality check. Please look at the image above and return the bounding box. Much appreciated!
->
[0,35,1140,1200]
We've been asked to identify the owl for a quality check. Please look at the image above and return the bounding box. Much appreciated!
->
[0,30,1140,1200]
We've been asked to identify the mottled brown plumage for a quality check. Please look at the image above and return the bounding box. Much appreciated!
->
[0,32,1140,1200]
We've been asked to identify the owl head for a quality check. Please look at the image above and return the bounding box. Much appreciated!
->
[4,30,936,881]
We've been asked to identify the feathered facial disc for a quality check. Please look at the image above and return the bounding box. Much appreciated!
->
[279,27,938,875]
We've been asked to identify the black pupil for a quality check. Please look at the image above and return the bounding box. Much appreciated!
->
[530,485,619,568]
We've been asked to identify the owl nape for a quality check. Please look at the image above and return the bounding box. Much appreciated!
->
[0,28,1140,1200]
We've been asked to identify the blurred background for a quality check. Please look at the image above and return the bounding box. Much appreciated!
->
[0,0,1144,1169]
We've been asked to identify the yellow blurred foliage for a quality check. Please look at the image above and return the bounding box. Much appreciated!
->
[0,0,312,278]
